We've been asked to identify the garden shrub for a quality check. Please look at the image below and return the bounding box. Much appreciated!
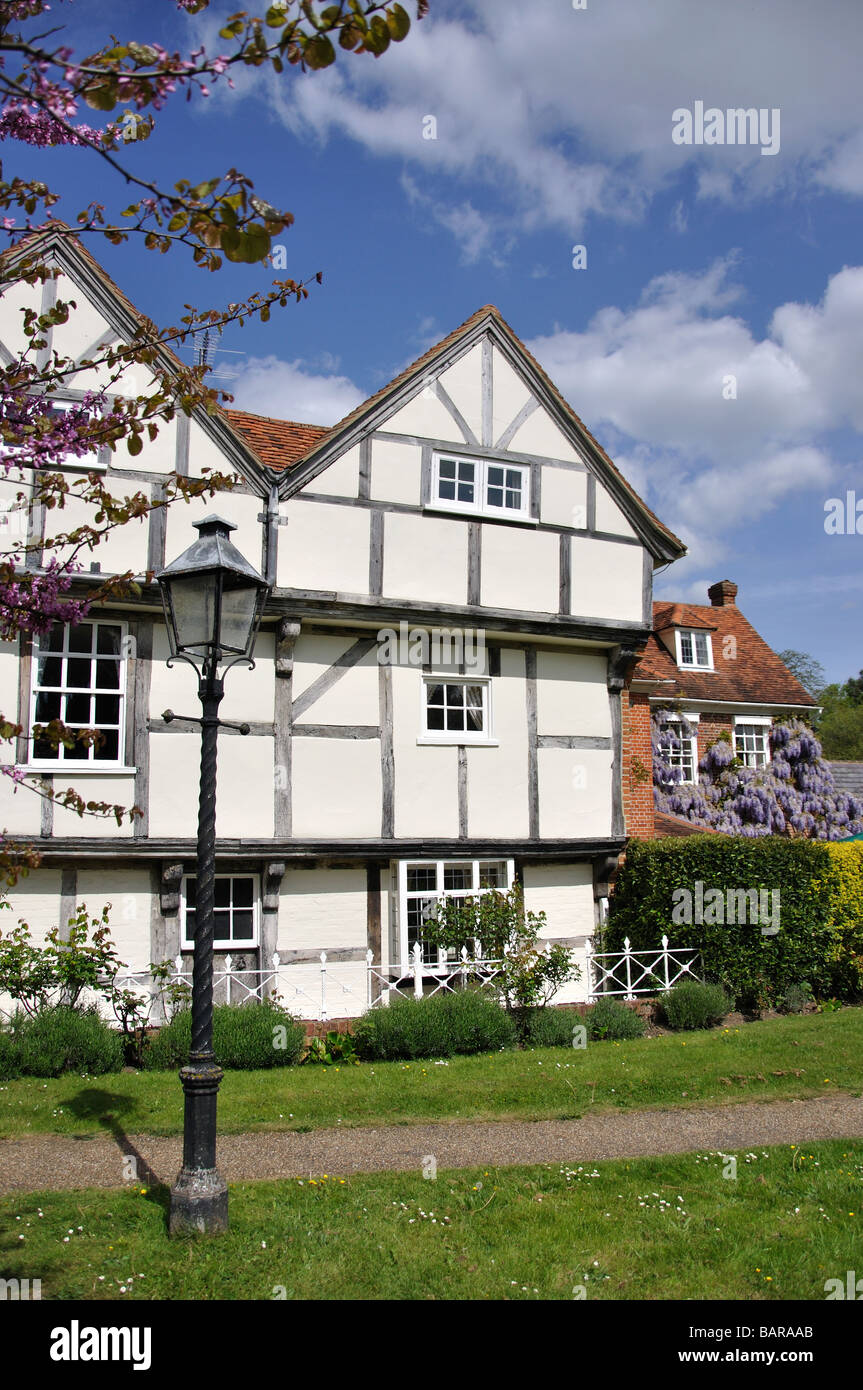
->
[607,836,844,1008]
[0,1028,21,1080]
[143,1000,305,1071]
[353,990,517,1061]
[522,1006,580,1048]
[585,995,646,1040]
[660,980,731,1031]
[11,1004,124,1077]
[777,982,813,1014]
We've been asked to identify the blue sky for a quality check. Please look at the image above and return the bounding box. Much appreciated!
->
[16,0,863,685]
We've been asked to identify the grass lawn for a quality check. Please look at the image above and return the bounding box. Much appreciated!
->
[0,1007,860,1139]
[2,1139,861,1300]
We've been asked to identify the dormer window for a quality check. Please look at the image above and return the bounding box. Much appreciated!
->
[431,452,530,521]
[675,629,713,670]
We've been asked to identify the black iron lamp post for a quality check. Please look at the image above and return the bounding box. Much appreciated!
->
[156,516,270,1235]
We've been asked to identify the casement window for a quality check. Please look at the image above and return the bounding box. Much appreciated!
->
[431,453,530,520]
[1,399,105,472]
[664,714,699,784]
[28,619,127,767]
[181,874,259,950]
[397,858,514,966]
[420,675,493,744]
[675,629,714,670]
[734,718,771,769]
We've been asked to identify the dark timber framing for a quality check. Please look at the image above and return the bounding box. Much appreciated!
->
[131,617,153,839]
[467,522,482,606]
[366,863,382,1001]
[559,534,572,615]
[290,636,377,721]
[274,620,300,837]
[58,865,77,939]
[525,647,539,838]
[378,661,395,837]
[458,746,469,838]
[481,336,493,448]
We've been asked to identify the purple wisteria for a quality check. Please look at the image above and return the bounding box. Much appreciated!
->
[652,711,863,841]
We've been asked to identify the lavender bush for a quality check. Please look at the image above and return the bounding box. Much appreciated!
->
[653,713,863,840]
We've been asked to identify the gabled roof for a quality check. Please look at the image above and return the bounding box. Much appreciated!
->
[2,229,686,562]
[238,302,686,564]
[637,591,818,707]
[1,224,275,491]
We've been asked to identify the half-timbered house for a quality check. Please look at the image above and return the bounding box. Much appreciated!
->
[0,228,685,1013]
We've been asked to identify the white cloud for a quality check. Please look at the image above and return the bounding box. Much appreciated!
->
[526,260,863,584]
[228,355,364,425]
[202,0,863,255]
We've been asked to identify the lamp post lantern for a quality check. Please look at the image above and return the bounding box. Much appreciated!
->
[156,516,270,1235]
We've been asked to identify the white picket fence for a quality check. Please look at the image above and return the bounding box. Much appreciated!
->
[102,936,701,1023]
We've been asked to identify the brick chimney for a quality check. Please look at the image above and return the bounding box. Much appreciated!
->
[708,579,738,607]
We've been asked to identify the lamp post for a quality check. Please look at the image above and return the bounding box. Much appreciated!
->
[156,516,270,1235]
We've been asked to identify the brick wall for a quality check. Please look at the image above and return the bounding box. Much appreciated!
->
[695,714,734,763]
[622,689,655,838]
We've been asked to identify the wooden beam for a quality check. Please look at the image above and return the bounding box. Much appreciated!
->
[291,636,377,721]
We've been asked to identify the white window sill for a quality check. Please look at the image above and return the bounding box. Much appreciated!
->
[417,737,498,748]
[22,765,137,777]
[678,664,714,673]
[423,503,537,526]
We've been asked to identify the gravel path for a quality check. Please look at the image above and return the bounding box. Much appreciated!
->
[1,1094,861,1193]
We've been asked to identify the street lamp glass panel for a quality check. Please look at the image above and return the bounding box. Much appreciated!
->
[219,584,260,655]
[170,572,218,655]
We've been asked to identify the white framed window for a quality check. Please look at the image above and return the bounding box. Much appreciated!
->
[396,858,514,967]
[28,619,128,767]
[663,713,699,784]
[734,717,771,769]
[431,452,530,521]
[181,873,260,950]
[675,629,714,670]
[420,675,493,745]
[1,399,106,472]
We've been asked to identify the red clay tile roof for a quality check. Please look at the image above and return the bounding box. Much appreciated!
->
[224,409,329,470]
[653,602,717,632]
[653,812,722,837]
[636,597,818,707]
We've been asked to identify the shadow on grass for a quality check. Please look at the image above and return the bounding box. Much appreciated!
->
[65,1088,172,1222]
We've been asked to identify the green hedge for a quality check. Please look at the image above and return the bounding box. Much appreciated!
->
[143,1001,305,1070]
[10,1005,124,1077]
[353,990,517,1060]
[607,836,858,1008]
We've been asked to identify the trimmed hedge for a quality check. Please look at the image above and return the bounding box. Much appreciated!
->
[818,843,863,997]
[660,980,731,1031]
[607,836,863,1009]
[10,1005,124,1077]
[143,1001,305,1071]
[353,990,517,1060]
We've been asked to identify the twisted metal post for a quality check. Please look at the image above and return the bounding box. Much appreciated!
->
[169,668,228,1235]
